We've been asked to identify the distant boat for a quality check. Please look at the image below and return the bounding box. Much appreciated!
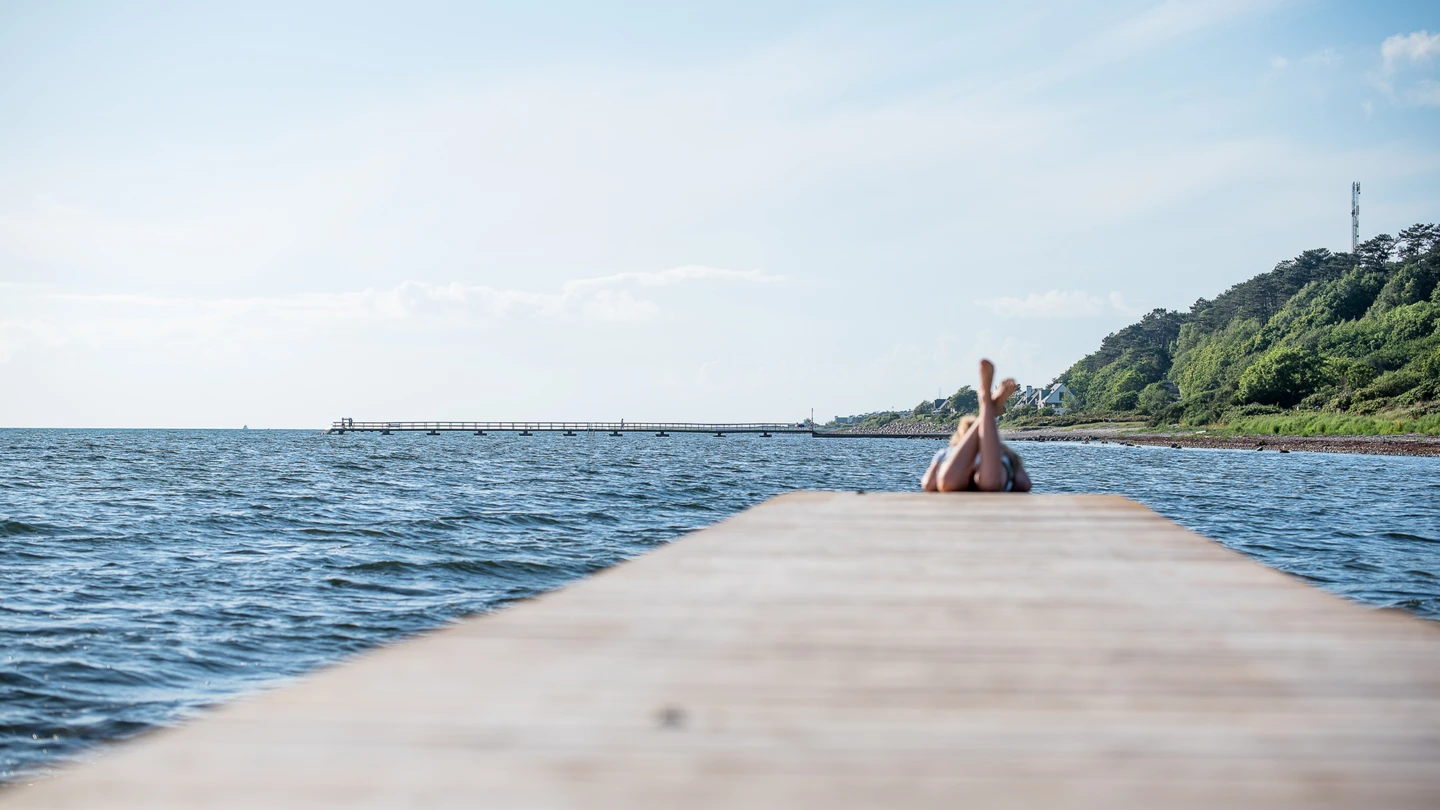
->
[242,425,249,430]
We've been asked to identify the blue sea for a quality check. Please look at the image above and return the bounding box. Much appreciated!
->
[3,429,1439,782]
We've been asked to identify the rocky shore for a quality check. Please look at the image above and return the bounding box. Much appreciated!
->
[823,419,1440,457]
[821,419,953,437]
[1003,427,1440,458]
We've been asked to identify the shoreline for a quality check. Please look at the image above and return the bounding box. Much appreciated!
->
[1002,426,1440,457]
[821,420,1440,457]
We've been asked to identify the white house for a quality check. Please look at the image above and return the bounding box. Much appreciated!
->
[1039,383,1070,413]
[1018,383,1070,414]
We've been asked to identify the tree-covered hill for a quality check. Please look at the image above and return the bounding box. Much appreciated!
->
[1055,224,1440,432]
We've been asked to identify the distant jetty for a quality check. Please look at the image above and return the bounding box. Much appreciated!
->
[326,419,950,439]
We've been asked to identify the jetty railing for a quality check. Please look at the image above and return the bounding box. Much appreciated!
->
[327,420,813,435]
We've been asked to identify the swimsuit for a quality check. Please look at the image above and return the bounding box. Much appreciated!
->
[932,447,1015,492]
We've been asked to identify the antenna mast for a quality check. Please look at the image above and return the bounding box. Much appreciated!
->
[1351,181,1360,252]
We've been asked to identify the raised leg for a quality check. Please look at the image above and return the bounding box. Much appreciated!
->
[923,362,1019,493]
[992,378,1017,409]
[935,419,982,492]
[973,362,1010,491]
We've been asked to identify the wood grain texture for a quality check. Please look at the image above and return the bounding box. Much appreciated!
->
[5,493,1439,809]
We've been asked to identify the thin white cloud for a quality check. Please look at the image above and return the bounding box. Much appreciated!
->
[0,267,784,361]
[1382,30,1440,73]
[1270,55,1289,70]
[1412,78,1440,107]
[562,266,784,293]
[977,289,1119,318]
[1373,30,1440,106]
[1100,0,1281,53]
[996,0,1285,99]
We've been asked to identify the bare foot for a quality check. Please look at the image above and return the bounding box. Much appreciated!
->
[992,378,1017,410]
[979,359,995,403]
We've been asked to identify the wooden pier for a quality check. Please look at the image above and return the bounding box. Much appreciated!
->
[6,493,1440,809]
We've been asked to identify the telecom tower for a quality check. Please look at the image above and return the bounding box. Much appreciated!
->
[1351,181,1360,252]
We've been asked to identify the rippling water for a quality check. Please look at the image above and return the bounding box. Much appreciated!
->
[3,429,1439,781]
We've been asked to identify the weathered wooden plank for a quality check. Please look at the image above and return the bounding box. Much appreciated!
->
[4,493,1439,809]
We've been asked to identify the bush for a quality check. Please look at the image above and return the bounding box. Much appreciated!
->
[1108,390,1140,411]
[1173,397,1221,426]
[1230,403,1284,417]
[1397,378,1440,404]
[1136,382,1174,414]
[1236,346,1329,407]
[1362,369,1423,399]
[1328,358,1378,390]
[1312,267,1386,324]
[1371,260,1440,313]
[1382,302,1438,342]
[1226,411,1440,436]
[1350,398,1385,415]
[1421,347,1440,378]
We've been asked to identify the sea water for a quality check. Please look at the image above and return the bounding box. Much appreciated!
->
[3,429,1438,781]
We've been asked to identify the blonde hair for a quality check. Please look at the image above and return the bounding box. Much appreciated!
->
[949,414,1025,471]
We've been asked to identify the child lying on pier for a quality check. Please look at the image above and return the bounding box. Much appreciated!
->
[921,360,1031,493]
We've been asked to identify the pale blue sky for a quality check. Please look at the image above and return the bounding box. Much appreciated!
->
[2,1,1438,426]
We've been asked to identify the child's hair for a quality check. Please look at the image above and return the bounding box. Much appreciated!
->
[949,414,1025,471]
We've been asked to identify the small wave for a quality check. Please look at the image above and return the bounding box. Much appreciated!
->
[298,526,394,538]
[341,558,574,579]
[341,560,419,573]
[477,513,567,528]
[0,520,61,538]
[0,672,48,690]
[324,578,435,597]
[1382,531,1439,544]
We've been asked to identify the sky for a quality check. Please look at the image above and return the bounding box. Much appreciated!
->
[2,1,1438,427]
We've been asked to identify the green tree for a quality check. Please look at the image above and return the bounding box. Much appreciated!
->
[1136,382,1174,414]
[1058,308,1184,410]
[1398,223,1439,261]
[1355,233,1397,269]
[946,386,979,414]
[1370,258,1440,314]
[1236,346,1329,407]
[1420,347,1440,378]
